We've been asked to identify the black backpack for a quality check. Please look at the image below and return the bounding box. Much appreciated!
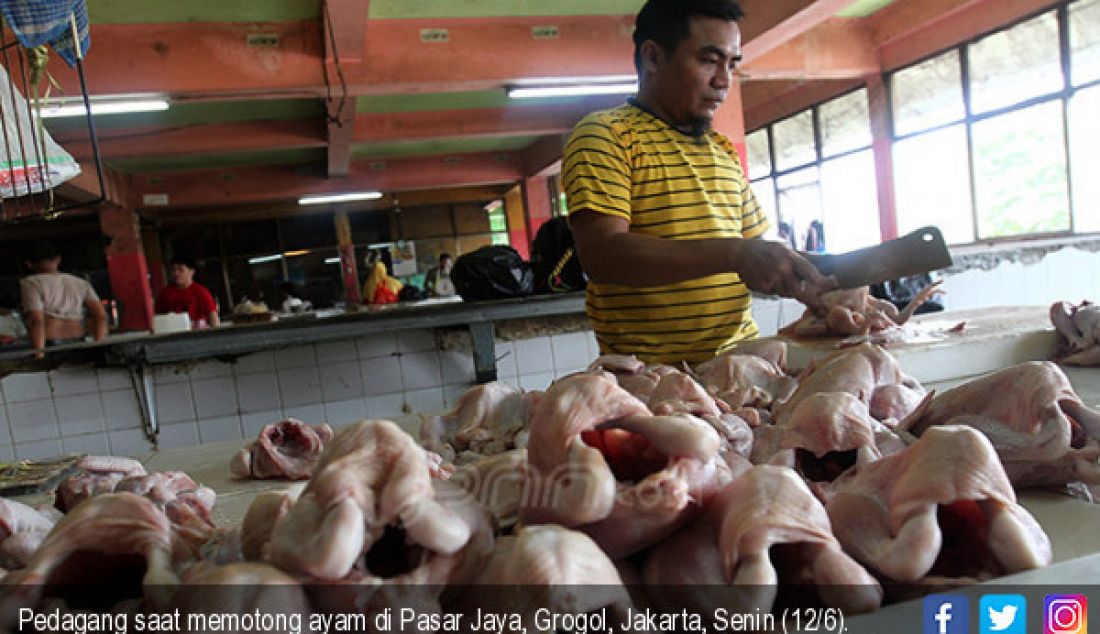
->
[451,246,534,301]
[531,216,587,294]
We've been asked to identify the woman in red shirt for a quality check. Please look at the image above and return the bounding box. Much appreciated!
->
[156,256,220,328]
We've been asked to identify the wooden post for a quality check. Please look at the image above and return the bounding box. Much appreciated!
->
[335,210,361,306]
[99,204,154,331]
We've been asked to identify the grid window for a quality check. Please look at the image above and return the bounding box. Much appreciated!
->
[820,89,872,158]
[820,150,880,253]
[891,50,965,136]
[772,111,816,172]
[893,124,975,245]
[745,129,772,179]
[1071,0,1100,86]
[968,12,1062,114]
[1069,84,1100,233]
[971,101,1070,238]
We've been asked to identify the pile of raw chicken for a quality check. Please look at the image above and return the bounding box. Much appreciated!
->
[2,337,1098,631]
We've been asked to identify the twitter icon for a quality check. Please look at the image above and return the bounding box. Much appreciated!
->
[981,595,1026,634]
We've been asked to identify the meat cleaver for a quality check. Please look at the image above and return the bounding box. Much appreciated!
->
[809,226,953,289]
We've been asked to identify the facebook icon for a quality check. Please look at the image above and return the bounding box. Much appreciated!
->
[925,594,970,634]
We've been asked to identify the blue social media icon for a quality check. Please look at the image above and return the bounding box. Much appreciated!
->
[981,595,1026,634]
[925,594,970,634]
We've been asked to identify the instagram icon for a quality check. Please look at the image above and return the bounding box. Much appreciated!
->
[1045,595,1088,634]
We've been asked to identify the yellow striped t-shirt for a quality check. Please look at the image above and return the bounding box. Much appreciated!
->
[563,102,770,365]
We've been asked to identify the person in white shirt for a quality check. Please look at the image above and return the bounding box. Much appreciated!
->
[425,253,456,298]
[20,240,107,357]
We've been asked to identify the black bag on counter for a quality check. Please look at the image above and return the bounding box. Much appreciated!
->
[870,273,944,315]
[531,216,587,294]
[451,245,534,301]
[398,284,428,302]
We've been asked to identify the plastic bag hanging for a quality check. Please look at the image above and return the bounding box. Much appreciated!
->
[0,61,80,198]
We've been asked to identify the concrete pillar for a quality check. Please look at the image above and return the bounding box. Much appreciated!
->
[141,225,167,296]
[99,205,154,331]
[866,74,899,241]
[334,211,361,306]
[503,185,529,259]
[522,175,555,247]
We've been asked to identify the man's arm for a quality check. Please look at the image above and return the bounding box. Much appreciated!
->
[83,297,108,341]
[208,310,221,328]
[24,309,45,356]
[570,210,835,312]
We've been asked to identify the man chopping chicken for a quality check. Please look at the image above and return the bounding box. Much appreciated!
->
[565,0,835,364]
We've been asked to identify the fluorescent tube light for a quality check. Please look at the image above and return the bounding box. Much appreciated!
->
[37,99,170,119]
[324,257,341,264]
[283,250,309,257]
[298,191,383,206]
[483,199,503,212]
[248,254,282,264]
[507,82,637,99]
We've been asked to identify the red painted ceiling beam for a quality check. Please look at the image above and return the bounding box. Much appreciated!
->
[323,0,370,176]
[129,151,523,208]
[742,19,880,81]
[742,0,869,62]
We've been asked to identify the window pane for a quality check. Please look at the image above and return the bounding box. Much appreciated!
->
[969,12,1062,114]
[820,89,872,157]
[1071,0,1100,86]
[775,166,822,251]
[972,101,1069,238]
[746,129,772,178]
[773,111,815,172]
[750,178,778,241]
[893,124,975,245]
[820,150,881,252]
[1069,84,1100,232]
[891,50,964,136]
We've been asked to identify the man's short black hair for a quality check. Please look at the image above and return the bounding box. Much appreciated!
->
[439,252,452,261]
[633,0,745,73]
[24,240,60,264]
[170,255,197,271]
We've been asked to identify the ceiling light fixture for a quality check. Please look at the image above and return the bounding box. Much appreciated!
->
[37,98,170,119]
[298,191,384,206]
[483,199,503,212]
[324,257,341,264]
[248,254,282,264]
[283,250,310,258]
[507,81,637,99]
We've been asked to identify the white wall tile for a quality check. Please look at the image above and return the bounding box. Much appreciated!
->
[191,377,239,419]
[187,360,233,380]
[101,389,143,432]
[233,351,275,376]
[515,337,553,374]
[153,365,189,385]
[14,439,62,461]
[155,382,195,424]
[275,345,317,370]
[55,393,105,437]
[320,361,364,402]
[316,340,359,363]
[7,399,59,443]
[362,355,403,396]
[2,372,51,403]
[236,373,281,413]
[365,393,406,420]
[0,407,9,445]
[324,399,367,427]
[494,341,518,381]
[62,433,110,455]
[241,410,283,438]
[518,372,555,392]
[550,332,590,373]
[404,388,445,416]
[278,366,323,407]
[198,416,244,443]
[397,330,436,353]
[97,368,131,391]
[400,351,442,391]
[357,333,397,359]
[0,445,14,461]
[159,422,200,449]
[108,429,152,458]
[439,350,475,385]
[48,366,100,396]
[282,404,326,423]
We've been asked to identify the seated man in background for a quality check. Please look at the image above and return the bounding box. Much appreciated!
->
[424,252,456,298]
[20,240,107,357]
[156,255,220,329]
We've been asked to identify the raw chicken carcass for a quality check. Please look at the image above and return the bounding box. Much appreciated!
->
[54,455,146,512]
[1052,300,1100,366]
[825,426,1052,582]
[230,418,333,480]
[171,563,311,634]
[268,420,491,586]
[0,500,58,569]
[420,381,537,465]
[643,465,882,615]
[114,471,218,556]
[692,349,797,410]
[522,372,726,558]
[902,361,1100,487]
[456,525,634,634]
[240,484,305,561]
[781,282,941,338]
[448,449,527,532]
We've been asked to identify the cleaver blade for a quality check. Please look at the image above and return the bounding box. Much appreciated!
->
[810,226,953,290]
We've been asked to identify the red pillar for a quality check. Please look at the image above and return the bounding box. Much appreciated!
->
[141,225,167,296]
[335,211,362,305]
[99,205,154,331]
[866,74,899,242]
[713,75,748,169]
[522,175,555,247]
